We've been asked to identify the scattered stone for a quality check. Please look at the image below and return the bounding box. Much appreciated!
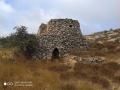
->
[97,41,104,44]
[63,54,105,64]
[100,48,108,52]
[94,34,105,39]
[107,38,117,43]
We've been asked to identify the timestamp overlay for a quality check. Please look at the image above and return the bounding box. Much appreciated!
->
[3,81,33,87]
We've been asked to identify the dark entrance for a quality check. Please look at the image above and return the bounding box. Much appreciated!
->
[52,48,59,60]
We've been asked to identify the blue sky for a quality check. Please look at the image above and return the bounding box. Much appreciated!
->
[0,0,120,36]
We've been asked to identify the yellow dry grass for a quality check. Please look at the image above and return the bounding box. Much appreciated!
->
[0,48,13,58]
[0,59,106,89]
[0,48,120,90]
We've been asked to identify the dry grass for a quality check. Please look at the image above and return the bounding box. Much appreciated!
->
[0,48,13,58]
[113,75,120,84]
[60,72,74,80]
[70,50,107,57]
[49,64,72,72]
[0,57,108,90]
[0,58,62,90]
[61,83,77,90]
[73,62,120,88]
[70,51,92,57]
[0,48,120,90]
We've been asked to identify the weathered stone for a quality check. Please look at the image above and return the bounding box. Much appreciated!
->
[100,48,108,52]
[97,41,104,44]
[63,54,105,64]
[107,38,117,42]
[37,19,91,59]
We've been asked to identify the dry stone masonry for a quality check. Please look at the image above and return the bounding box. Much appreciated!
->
[37,19,90,59]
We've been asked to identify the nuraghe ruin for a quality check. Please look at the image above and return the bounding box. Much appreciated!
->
[37,19,90,59]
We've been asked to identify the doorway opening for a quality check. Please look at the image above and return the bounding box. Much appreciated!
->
[52,48,59,60]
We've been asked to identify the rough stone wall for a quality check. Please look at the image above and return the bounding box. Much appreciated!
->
[37,19,90,59]
[37,23,47,36]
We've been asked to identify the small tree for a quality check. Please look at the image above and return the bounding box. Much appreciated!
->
[13,26,28,48]
[0,37,8,47]
[13,26,39,58]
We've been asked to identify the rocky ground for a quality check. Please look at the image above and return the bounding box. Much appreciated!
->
[85,28,120,43]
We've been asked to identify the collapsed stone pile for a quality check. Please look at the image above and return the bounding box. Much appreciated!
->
[63,54,105,64]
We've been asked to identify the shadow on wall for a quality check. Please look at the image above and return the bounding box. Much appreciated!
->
[52,48,59,60]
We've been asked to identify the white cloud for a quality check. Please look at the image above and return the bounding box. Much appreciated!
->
[0,0,15,36]
[0,0,60,36]
[0,0,14,13]
[53,0,120,34]
[12,8,60,33]
[0,0,120,36]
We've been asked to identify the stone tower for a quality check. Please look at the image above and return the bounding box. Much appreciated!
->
[37,19,90,59]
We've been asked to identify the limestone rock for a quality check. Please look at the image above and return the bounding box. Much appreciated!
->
[63,54,105,64]
[97,41,104,44]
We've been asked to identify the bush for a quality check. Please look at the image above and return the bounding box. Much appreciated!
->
[13,26,39,58]
[0,26,39,59]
